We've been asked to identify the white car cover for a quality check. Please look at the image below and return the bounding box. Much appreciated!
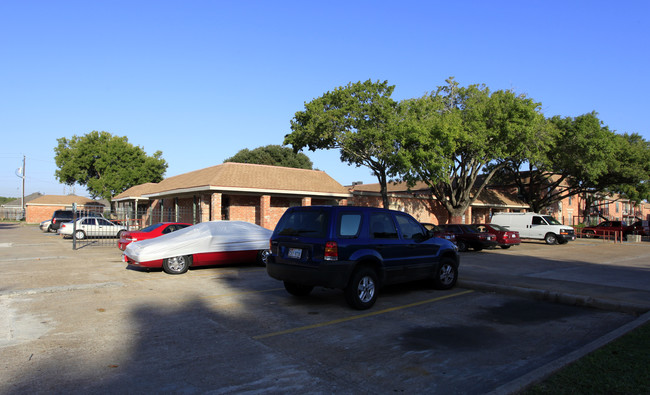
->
[124,220,272,263]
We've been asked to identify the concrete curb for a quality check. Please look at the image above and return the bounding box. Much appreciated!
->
[458,279,650,394]
[458,279,650,314]
[488,310,650,395]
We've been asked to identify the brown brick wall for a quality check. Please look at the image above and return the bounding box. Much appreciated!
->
[26,205,66,224]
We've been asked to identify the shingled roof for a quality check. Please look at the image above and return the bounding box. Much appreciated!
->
[25,195,105,207]
[112,183,159,201]
[351,181,528,209]
[113,163,350,200]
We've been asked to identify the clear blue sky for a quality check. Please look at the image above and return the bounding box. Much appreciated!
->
[1,0,648,198]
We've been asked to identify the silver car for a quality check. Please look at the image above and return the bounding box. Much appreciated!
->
[59,217,127,240]
[40,219,52,232]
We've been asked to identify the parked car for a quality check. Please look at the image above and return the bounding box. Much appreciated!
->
[490,212,575,245]
[40,219,52,232]
[581,220,628,238]
[58,217,127,240]
[49,210,105,232]
[123,221,272,274]
[420,222,456,243]
[117,222,192,250]
[438,224,497,252]
[625,220,650,237]
[474,223,521,249]
[267,206,460,310]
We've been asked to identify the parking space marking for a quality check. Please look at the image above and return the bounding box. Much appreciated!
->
[253,289,474,340]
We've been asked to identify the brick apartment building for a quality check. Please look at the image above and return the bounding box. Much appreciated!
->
[25,195,106,224]
[112,162,350,230]
[112,163,650,230]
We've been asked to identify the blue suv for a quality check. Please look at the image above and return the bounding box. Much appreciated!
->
[267,206,460,309]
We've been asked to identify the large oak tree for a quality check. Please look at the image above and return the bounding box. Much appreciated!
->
[284,80,400,208]
[492,112,650,213]
[397,78,546,220]
[224,145,313,169]
[54,131,168,201]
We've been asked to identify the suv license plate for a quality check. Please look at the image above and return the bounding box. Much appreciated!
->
[288,248,302,259]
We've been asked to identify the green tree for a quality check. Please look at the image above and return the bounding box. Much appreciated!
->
[54,131,168,201]
[494,112,650,213]
[398,78,546,220]
[285,80,400,208]
[224,145,313,169]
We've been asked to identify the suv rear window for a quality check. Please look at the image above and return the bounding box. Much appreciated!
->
[276,209,329,238]
[338,213,362,238]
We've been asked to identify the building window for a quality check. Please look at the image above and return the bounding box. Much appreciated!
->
[616,202,619,213]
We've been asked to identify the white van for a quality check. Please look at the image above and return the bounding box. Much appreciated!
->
[490,212,576,245]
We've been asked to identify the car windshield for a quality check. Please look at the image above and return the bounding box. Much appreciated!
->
[542,216,562,225]
[462,225,479,233]
[140,223,164,233]
[488,224,508,231]
[276,209,329,237]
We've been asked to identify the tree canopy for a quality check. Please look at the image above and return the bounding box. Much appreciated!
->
[492,112,650,212]
[397,78,546,219]
[54,131,168,201]
[224,145,313,169]
[285,80,400,208]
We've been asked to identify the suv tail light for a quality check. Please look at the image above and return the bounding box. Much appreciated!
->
[324,241,338,261]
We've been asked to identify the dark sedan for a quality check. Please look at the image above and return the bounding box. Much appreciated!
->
[474,223,521,249]
[439,224,497,252]
[421,222,456,243]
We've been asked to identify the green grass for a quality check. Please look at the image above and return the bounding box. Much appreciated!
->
[524,321,650,394]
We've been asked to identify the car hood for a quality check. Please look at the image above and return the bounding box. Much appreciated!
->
[124,221,272,262]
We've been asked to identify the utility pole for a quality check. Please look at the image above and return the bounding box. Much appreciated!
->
[22,155,25,218]
[15,155,26,220]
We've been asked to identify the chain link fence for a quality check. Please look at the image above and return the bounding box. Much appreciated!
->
[71,207,197,249]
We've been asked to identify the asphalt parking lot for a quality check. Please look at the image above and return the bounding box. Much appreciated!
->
[1,223,649,394]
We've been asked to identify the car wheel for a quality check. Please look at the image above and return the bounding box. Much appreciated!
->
[75,230,85,240]
[583,230,595,238]
[544,233,558,245]
[117,230,125,239]
[456,241,468,252]
[283,281,313,297]
[345,267,378,310]
[257,249,271,266]
[433,258,458,290]
[500,245,511,249]
[163,255,191,274]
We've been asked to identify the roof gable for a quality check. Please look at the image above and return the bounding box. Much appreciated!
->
[113,163,350,200]
[25,195,105,207]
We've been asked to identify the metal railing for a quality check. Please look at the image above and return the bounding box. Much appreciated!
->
[70,207,197,249]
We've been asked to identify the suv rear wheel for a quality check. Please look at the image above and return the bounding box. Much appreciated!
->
[345,267,378,310]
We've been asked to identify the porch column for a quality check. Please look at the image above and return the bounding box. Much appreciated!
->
[201,194,210,223]
[260,195,271,229]
[211,193,222,221]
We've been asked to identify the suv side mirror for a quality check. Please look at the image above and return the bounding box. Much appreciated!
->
[413,232,427,243]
